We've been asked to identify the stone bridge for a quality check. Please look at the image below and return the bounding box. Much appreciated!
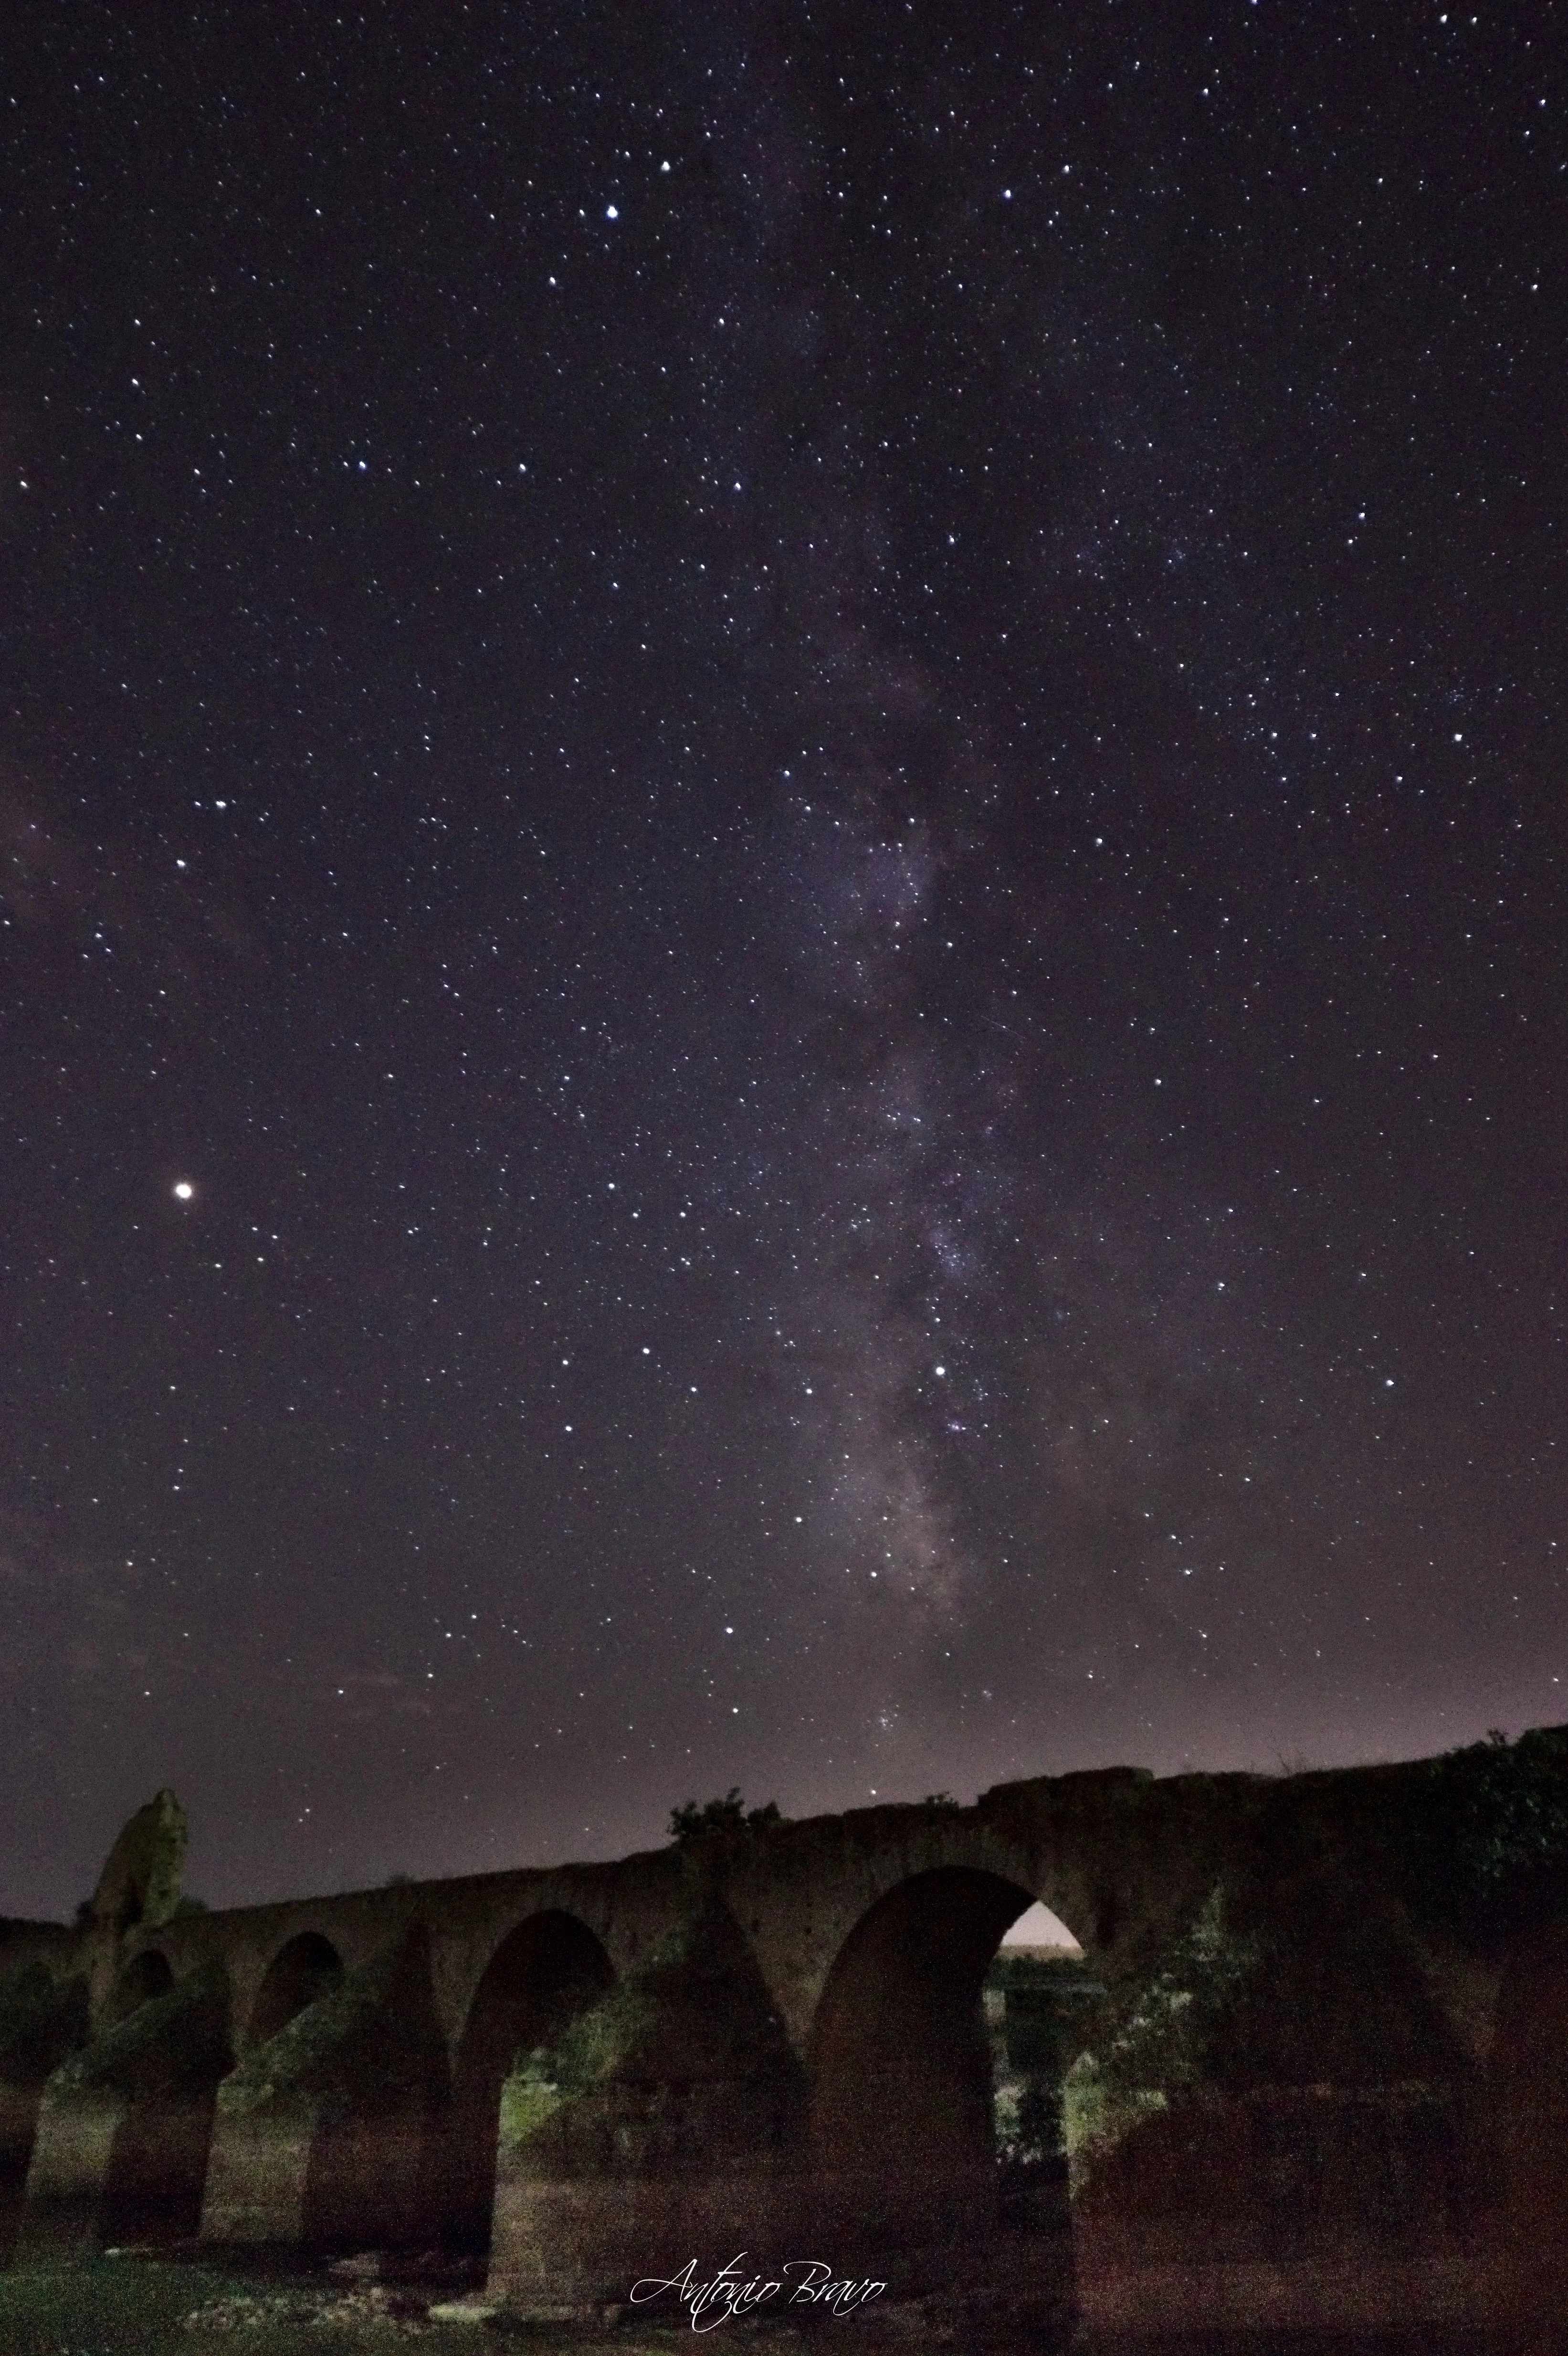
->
[3,1742,1567,2343]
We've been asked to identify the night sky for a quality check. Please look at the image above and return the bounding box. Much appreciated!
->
[3,2,1565,1921]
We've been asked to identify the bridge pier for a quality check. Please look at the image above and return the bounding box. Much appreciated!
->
[0,1953,90,2262]
[0,2081,47,2264]
[199,2087,323,2248]
[12,1955,232,2256]
[199,1927,447,2256]
[14,2081,126,2256]
[15,2075,223,2260]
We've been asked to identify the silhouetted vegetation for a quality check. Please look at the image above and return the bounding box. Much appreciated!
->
[667,1788,782,1842]
[986,1951,1104,2167]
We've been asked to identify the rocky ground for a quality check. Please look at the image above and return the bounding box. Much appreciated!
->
[0,2249,997,2356]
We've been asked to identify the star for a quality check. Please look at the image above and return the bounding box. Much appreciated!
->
[0,0,1557,1919]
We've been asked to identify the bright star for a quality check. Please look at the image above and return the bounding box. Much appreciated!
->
[173,1181,194,1201]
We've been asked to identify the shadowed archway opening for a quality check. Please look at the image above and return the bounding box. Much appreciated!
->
[248,1934,343,2046]
[986,1901,1098,2239]
[808,1868,1056,2247]
[444,1911,614,2254]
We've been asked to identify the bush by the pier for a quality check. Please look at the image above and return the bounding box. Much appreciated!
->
[1063,1884,1257,2190]
[500,1906,806,2174]
[499,1961,659,2151]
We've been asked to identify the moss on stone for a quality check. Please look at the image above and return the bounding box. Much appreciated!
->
[53,1961,231,2099]
[216,1938,444,2120]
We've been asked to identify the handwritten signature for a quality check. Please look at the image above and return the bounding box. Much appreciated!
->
[630,2255,887,2331]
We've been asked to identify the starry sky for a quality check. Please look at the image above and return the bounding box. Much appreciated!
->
[3,0,1565,1920]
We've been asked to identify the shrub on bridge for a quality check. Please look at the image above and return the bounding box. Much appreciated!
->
[668,1789,783,1843]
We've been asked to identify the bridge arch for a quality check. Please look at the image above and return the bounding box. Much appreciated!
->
[442,1909,614,2252]
[247,1933,344,2047]
[807,1866,1060,2243]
